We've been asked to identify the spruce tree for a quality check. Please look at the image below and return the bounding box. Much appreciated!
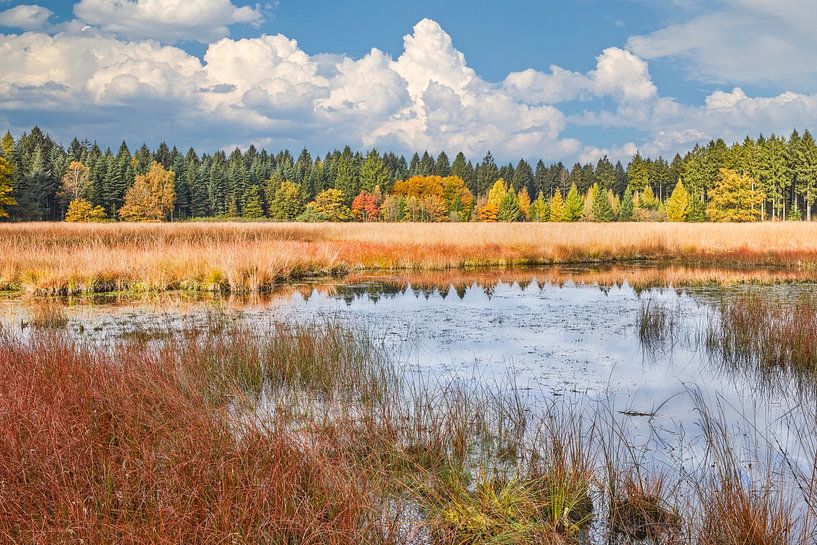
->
[591,184,614,221]
[619,185,635,221]
[242,185,264,219]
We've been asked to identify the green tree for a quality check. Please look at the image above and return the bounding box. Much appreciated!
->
[665,181,690,222]
[563,183,583,221]
[497,190,521,222]
[529,191,549,221]
[687,193,706,222]
[268,181,304,220]
[591,183,614,221]
[333,146,358,203]
[619,185,635,221]
[627,152,650,192]
[360,149,390,193]
[796,130,817,221]
[706,169,765,222]
[242,185,264,219]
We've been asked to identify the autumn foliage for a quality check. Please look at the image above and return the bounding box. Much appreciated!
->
[351,191,381,221]
[119,162,176,222]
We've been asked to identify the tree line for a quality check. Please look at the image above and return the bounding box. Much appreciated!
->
[1,126,816,222]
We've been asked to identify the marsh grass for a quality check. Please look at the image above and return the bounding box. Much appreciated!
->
[638,299,681,355]
[5,222,817,295]
[705,293,817,377]
[2,318,817,544]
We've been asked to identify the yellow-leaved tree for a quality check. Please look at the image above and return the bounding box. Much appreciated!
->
[706,168,765,222]
[549,191,565,222]
[665,181,690,222]
[62,161,90,201]
[0,155,15,218]
[65,198,106,222]
[119,162,176,222]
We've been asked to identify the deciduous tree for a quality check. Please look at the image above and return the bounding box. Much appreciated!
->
[119,162,175,221]
[665,181,690,222]
[706,169,765,222]
[65,198,106,222]
[0,155,15,218]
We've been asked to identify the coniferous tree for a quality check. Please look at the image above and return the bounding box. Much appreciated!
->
[512,159,533,193]
[475,152,499,195]
[563,183,584,221]
[549,191,565,222]
[619,185,635,221]
[334,146,358,203]
[497,190,521,222]
[591,183,614,221]
[665,181,691,222]
[360,149,390,193]
[434,151,450,176]
[242,185,264,219]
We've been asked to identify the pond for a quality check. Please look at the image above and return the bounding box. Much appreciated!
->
[3,265,815,448]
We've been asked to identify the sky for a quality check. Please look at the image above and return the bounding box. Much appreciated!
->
[1,0,817,164]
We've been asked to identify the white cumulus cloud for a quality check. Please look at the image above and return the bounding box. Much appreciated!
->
[0,4,53,30]
[74,0,262,43]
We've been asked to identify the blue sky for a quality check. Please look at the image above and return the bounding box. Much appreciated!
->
[1,0,817,163]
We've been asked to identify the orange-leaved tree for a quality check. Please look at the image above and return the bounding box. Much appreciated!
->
[119,162,176,221]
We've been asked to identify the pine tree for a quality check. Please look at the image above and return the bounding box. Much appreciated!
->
[434,151,450,176]
[619,185,635,221]
[1,131,14,158]
[512,159,533,192]
[360,149,390,193]
[796,130,817,221]
[627,152,650,192]
[591,183,614,221]
[686,193,706,222]
[517,187,531,219]
[476,152,499,195]
[334,146,358,203]
[242,185,264,219]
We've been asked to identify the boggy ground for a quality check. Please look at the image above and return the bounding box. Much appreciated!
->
[4,222,817,294]
[2,313,815,544]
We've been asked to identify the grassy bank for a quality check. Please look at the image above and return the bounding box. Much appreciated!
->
[4,222,817,294]
[2,317,815,544]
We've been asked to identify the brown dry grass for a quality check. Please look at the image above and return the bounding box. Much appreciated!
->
[3,222,817,294]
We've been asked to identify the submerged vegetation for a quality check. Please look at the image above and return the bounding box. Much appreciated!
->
[4,222,817,295]
[2,316,816,544]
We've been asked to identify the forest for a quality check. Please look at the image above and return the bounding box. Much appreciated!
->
[1,126,816,223]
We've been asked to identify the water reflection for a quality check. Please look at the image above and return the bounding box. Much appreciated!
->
[2,265,815,444]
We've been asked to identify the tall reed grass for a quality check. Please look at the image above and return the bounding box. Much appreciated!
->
[4,222,817,294]
[2,319,816,543]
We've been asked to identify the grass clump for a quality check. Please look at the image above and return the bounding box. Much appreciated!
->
[706,293,817,376]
